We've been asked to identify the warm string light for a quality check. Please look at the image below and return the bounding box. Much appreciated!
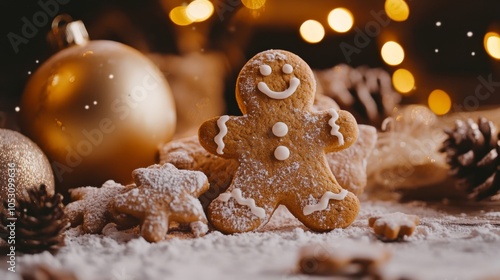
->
[384,0,410,22]
[300,20,325,44]
[186,0,214,22]
[327,8,354,33]
[169,5,192,26]
[428,89,451,115]
[484,32,500,59]
[381,41,405,66]
[297,7,355,43]
[392,68,415,94]
[169,0,214,26]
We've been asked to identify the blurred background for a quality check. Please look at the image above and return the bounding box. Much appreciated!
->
[1,0,500,132]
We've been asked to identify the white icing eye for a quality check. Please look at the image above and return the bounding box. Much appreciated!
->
[282,64,293,74]
[260,64,272,76]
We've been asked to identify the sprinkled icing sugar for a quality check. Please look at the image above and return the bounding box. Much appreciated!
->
[303,190,348,215]
[264,51,287,61]
[218,188,266,219]
[328,109,344,145]
[215,115,229,154]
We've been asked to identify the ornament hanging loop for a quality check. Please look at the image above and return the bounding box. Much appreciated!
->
[47,14,89,51]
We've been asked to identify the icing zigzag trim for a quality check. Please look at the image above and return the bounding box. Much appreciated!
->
[303,189,348,215]
[218,189,266,219]
[215,115,230,154]
[327,109,344,146]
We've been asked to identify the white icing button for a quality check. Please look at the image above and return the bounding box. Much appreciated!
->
[274,146,290,161]
[272,122,288,137]
[259,64,272,76]
[282,64,293,74]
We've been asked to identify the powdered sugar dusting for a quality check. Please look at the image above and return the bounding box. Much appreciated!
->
[7,200,500,280]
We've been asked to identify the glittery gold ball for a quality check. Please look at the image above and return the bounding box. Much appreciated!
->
[0,129,55,211]
[19,41,176,193]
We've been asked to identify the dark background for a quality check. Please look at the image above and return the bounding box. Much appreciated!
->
[1,0,499,118]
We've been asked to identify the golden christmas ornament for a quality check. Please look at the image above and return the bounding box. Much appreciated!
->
[19,16,176,193]
[0,129,55,212]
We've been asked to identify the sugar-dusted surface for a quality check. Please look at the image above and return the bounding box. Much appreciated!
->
[2,199,500,280]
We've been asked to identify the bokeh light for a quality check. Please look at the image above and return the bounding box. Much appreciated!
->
[484,32,500,59]
[384,0,410,22]
[392,68,415,94]
[327,8,354,33]
[428,89,451,115]
[300,20,325,44]
[169,6,193,26]
[381,41,405,66]
[242,0,266,10]
[186,0,214,22]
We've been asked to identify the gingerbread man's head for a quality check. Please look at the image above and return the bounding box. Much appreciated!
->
[236,50,316,114]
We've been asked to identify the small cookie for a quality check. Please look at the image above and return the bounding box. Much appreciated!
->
[198,49,360,234]
[368,212,420,241]
[298,243,391,277]
[112,163,209,242]
[65,180,137,234]
[159,136,238,209]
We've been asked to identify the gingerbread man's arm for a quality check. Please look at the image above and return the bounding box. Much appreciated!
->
[312,109,359,153]
[198,115,247,159]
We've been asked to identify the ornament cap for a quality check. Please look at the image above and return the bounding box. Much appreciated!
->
[47,14,89,51]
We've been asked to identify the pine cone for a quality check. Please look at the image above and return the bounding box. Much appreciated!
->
[0,185,69,254]
[440,117,500,200]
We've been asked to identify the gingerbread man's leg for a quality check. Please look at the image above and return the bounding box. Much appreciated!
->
[208,171,277,234]
[286,172,360,231]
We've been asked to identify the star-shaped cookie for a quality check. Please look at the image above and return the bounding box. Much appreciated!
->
[112,163,209,242]
[65,180,137,233]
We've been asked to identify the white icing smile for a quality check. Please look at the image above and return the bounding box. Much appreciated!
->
[257,63,300,100]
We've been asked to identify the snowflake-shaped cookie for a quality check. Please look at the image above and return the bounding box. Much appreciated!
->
[112,163,209,242]
[65,180,136,234]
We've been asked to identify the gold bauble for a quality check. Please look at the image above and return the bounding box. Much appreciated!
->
[0,129,55,211]
[19,20,176,193]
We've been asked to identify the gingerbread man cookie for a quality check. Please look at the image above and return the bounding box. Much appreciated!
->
[199,50,360,234]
